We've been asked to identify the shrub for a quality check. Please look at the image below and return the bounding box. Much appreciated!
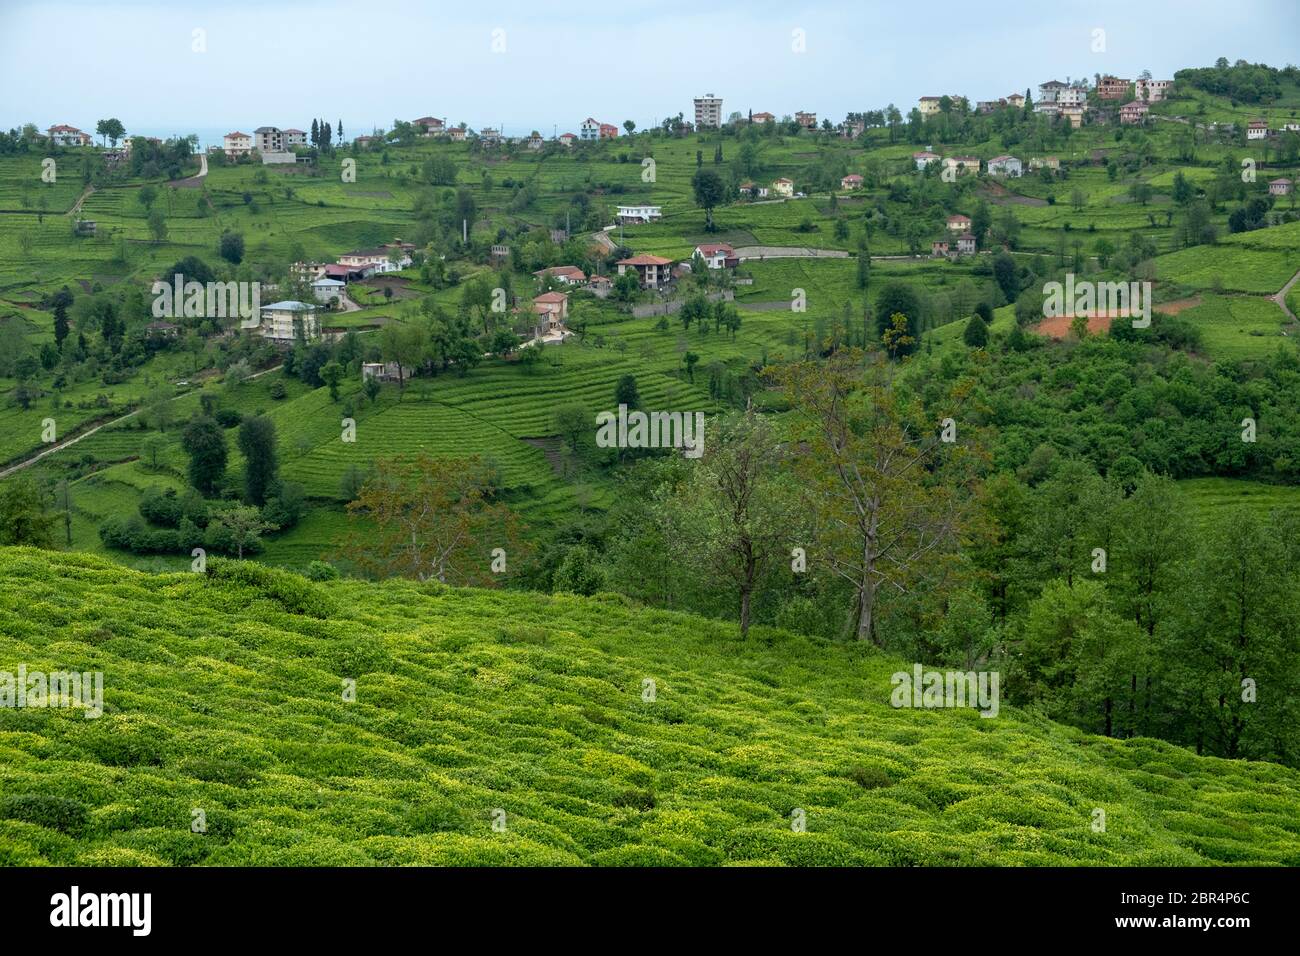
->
[0,794,90,834]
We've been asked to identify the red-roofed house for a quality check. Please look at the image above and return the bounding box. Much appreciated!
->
[532,291,570,330]
[750,112,775,124]
[931,240,950,257]
[223,131,253,159]
[414,116,445,136]
[694,243,737,269]
[599,123,619,139]
[48,125,91,147]
[617,254,674,288]
[558,132,577,147]
[841,173,864,190]
[1120,101,1150,125]
[1269,178,1292,197]
[1247,119,1269,140]
[913,150,940,170]
[946,214,971,233]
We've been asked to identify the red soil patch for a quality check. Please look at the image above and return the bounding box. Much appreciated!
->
[1153,296,1201,315]
[1036,297,1203,338]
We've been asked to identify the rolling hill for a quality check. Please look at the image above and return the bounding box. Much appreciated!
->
[1,546,1297,866]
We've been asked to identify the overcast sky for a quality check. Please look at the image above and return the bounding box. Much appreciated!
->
[2,0,1297,139]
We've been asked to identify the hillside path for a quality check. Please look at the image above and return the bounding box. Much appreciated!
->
[0,362,281,481]
[68,184,96,216]
[1273,268,1300,322]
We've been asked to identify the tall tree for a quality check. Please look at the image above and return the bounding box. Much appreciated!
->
[181,415,228,496]
[692,168,725,232]
[237,415,279,506]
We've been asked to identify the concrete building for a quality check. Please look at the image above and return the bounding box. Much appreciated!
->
[694,94,723,130]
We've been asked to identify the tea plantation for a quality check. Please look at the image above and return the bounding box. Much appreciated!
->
[2,546,1298,867]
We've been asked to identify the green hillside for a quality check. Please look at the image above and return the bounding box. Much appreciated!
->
[2,546,1297,867]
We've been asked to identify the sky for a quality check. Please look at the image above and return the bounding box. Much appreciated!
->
[2,0,1297,143]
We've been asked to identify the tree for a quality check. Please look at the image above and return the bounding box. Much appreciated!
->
[95,118,125,147]
[552,404,591,473]
[181,415,228,496]
[320,361,344,402]
[614,373,640,410]
[963,314,989,348]
[874,282,923,355]
[237,415,278,506]
[137,185,157,211]
[219,231,245,264]
[147,208,168,243]
[623,120,636,136]
[663,410,802,637]
[140,434,168,471]
[692,168,725,231]
[768,350,974,643]
[0,477,57,548]
[380,321,425,390]
[207,505,275,559]
[338,454,525,586]
[992,252,1019,302]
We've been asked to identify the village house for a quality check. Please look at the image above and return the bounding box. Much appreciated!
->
[353,135,378,148]
[750,111,775,124]
[1006,93,1026,108]
[258,301,319,343]
[795,111,817,129]
[841,117,866,139]
[47,124,92,147]
[840,173,864,190]
[1135,78,1173,102]
[558,132,577,147]
[943,156,980,177]
[956,233,977,256]
[1096,76,1131,100]
[254,126,283,152]
[362,362,410,383]
[526,132,545,150]
[599,123,619,139]
[918,96,942,117]
[222,131,253,159]
[1037,80,1067,103]
[338,243,412,273]
[74,219,96,237]
[738,181,768,199]
[311,277,347,305]
[580,118,603,141]
[447,126,467,142]
[1284,122,1300,133]
[1058,86,1088,108]
[694,242,738,269]
[1269,178,1293,197]
[1061,106,1087,129]
[1246,120,1270,140]
[771,177,795,198]
[947,214,971,233]
[413,116,445,136]
[533,266,587,286]
[987,155,1023,177]
[1028,156,1061,172]
[489,244,511,265]
[322,262,372,282]
[532,291,570,333]
[588,275,613,297]
[1120,101,1150,125]
[283,128,307,148]
[931,240,949,258]
[913,150,940,170]
[478,128,501,147]
[976,99,1007,114]
[616,204,662,224]
[617,253,674,289]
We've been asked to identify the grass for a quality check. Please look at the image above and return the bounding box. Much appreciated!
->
[1178,477,1300,526]
[2,545,1299,866]
[1176,294,1293,360]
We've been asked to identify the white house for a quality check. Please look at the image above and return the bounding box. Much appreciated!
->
[943,156,980,177]
[1058,86,1088,108]
[694,243,737,269]
[1247,120,1269,140]
[47,125,92,147]
[222,131,253,158]
[615,204,662,224]
[1135,78,1173,102]
[771,177,795,197]
[913,150,940,170]
[580,117,602,141]
[338,244,412,272]
[946,214,971,233]
[311,277,346,304]
[283,128,307,148]
[259,301,319,342]
[987,155,1023,177]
